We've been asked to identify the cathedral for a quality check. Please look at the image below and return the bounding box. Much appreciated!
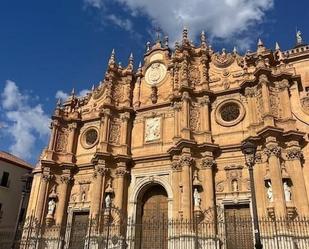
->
[24,29,309,249]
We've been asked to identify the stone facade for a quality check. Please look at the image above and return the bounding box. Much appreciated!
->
[26,29,309,232]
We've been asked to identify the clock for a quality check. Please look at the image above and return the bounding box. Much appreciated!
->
[145,62,167,86]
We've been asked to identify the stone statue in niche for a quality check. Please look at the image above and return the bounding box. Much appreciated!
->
[47,199,56,216]
[284,181,292,202]
[105,194,111,209]
[267,181,273,202]
[232,179,238,192]
[193,188,201,208]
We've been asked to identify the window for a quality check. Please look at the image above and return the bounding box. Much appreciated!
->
[0,172,10,187]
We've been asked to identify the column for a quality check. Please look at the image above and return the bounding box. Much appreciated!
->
[279,80,292,119]
[172,102,181,140]
[55,170,72,226]
[48,119,59,150]
[67,122,77,153]
[114,162,127,211]
[260,75,274,126]
[199,96,211,143]
[181,92,190,140]
[120,112,130,154]
[180,153,193,220]
[200,155,215,212]
[286,146,309,215]
[171,156,181,219]
[99,108,111,152]
[264,142,286,217]
[35,168,51,223]
[90,160,108,218]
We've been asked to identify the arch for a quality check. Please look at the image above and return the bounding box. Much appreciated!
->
[128,175,173,221]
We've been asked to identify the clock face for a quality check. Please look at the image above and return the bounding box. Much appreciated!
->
[145,62,167,86]
[145,117,161,142]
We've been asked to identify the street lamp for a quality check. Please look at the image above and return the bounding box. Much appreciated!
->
[241,141,263,249]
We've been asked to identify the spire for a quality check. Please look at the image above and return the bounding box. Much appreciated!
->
[71,88,75,97]
[258,38,264,47]
[91,84,95,91]
[183,27,188,40]
[108,49,116,65]
[138,61,142,68]
[129,52,134,65]
[275,42,280,50]
[56,98,61,108]
[257,38,266,53]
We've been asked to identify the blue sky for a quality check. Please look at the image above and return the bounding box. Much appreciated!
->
[0,0,308,164]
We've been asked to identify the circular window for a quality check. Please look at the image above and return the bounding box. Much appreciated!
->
[81,127,99,149]
[215,100,245,127]
[220,103,240,122]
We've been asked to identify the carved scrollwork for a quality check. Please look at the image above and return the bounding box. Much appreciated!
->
[188,65,201,87]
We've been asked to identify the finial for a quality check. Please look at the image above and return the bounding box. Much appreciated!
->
[129,52,134,64]
[91,84,95,91]
[182,27,188,40]
[146,41,151,51]
[164,36,169,48]
[200,30,206,45]
[71,88,75,96]
[175,41,180,50]
[109,49,116,64]
[56,98,61,107]
[138,61,142,68]
[258,38,264,47]
[275,42,280,50]
[118,61,122,68]
[233,46,237,54]
[296,30,303,45]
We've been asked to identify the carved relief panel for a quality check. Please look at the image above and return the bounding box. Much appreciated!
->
[145,117,161,142]
[109,117,121,145]
[55,127,68,152]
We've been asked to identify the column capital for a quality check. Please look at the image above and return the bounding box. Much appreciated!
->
[286,147,303,161]
[259,74,269,84]
[115,167,128,177]
[42,167,52,182]
[60,175,72,184]
[179,154,194,167]
[102,108,111,117]
[264,144,281,158]
[120,112,130,121]
[201,157,215,169]
[199,96,210,106]
[68,122,78,130]
[245,86,256,98]
[172,101,182,111]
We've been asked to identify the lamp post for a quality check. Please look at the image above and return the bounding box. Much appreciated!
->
[241,141,263,249]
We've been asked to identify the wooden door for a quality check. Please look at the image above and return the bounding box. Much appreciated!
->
[68,212,89,249]
[224,204,254,249]
[139,185,168,249]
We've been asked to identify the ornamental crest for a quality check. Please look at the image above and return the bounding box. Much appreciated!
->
[145,62,167,85]
[212,49,235,68]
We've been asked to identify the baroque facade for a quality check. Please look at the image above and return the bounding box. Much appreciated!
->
[26,29,309,247]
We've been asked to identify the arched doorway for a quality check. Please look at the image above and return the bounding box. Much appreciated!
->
[136,184,168,249]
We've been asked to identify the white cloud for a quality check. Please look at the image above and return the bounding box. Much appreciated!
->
[55,89,90,101]
[1,80,50,160]
[84,0,274,46]
[106,14,133,32]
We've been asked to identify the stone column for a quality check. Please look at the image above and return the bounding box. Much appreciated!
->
[48,119,59,150]
[67,122,77,153]
[35,167,52,223]
[260,75,274,126]
[264,142,286,217]
[180,153,194,220]
[181,92,191,140]
[120,112,130,154]
[114,162,128,211]
[200,155,215,212]
[90,160,108,218]
[245,87,256,125]
[55,170,72,226]
[200,96,210,132]
[171,156,181,219]
[278,80,292,119]
[286,146,309,215]
[172,102,181,140]
[99,108,111,152]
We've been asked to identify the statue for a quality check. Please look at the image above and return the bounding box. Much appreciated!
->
[284,182,292,202]
[193,188,201,208]
[105,194,111,209]
[47,199,56,216]
[267,181,273,202]
[232,180,238,192]
[296,30,303,45]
